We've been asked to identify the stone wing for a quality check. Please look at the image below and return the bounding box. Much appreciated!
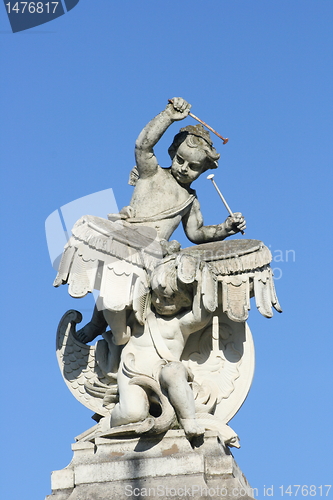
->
[56,310,117,417]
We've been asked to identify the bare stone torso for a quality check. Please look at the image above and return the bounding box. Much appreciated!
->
[128,167,193,240]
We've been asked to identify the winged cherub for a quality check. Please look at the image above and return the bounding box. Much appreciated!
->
[108,261,213,438]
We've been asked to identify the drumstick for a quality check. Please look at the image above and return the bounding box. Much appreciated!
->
[168,99,229,144]
[207,174,245,235]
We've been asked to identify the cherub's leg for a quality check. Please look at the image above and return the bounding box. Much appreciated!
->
[103,309,131,345]
[111,368,150,427]
[76,305,107,344]
[159,362,204,438]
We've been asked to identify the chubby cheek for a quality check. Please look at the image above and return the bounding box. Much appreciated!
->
[190,171,201,181]
[171,164,181,177]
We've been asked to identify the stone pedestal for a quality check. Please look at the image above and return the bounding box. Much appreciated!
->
[45,430,256,500]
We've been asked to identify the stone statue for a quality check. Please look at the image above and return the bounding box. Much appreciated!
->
[54,98,281,450]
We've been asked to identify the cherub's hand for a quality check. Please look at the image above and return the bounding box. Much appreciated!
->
[167,97,191,121]
[224,212,246,235]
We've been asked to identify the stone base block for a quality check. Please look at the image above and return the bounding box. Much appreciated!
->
[45,430,255,500]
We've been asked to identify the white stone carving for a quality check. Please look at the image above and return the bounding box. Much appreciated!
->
[53,98,281,448]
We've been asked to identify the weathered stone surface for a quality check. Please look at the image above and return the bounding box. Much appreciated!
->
[46,431,256,500]
[51,468,74,490]
[47,98,281,500]
[52,98,281,447]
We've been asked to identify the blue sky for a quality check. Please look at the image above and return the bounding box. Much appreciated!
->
[1,1,332,498]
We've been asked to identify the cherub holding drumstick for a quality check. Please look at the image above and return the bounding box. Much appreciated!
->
[76,97,246,345]
[123,97,246,244]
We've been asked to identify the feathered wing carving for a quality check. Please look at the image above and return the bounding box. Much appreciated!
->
[56,309,253,446]
[56,310,118,417]
[54,238,279,445]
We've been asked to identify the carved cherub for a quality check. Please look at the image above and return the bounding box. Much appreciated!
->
[123,97,245,243]
[109,261,213,438]
[75,98,245,346]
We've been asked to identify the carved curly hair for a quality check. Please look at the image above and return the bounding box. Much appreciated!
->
[168,124,220,171]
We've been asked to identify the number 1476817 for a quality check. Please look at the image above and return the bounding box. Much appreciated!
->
[6,2,59,14]
[279,485,332,497]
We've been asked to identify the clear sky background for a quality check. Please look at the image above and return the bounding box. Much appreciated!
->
[1,1,332,499]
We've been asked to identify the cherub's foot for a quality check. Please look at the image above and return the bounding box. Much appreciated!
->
[76,321,106,344]
[180,418,205,438]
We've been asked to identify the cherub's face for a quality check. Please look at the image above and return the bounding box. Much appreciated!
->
[171,142,207,185]
[151,286,192,316]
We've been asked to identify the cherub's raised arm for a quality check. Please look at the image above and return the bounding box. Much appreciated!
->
[135,98,191,178]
